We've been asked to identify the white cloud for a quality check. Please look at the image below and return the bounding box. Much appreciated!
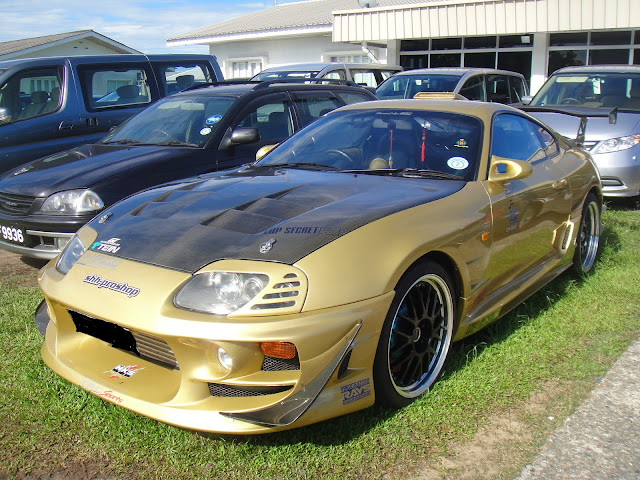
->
[0,0,281,53]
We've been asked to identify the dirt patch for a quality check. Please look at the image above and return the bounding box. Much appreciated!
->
[411,380,588,480]
[0,250,47,287]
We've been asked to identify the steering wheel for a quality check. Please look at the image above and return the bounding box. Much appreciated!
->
[326,149,356,167]
[560,98,581,105]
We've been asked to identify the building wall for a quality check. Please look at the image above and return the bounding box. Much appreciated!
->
[208,34,390,78]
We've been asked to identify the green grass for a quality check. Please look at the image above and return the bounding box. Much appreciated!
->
[0,204,638,479]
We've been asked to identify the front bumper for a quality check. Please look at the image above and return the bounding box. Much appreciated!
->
[0,213,90,259]
[592,147,640,198]
[37,256,393,433]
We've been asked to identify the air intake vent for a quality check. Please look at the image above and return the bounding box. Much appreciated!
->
[261,355,300,371]
[208,383,292,397]
[251,273,302,311]
[132,332,179,369]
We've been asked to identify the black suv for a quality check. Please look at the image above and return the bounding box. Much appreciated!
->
[0,81,376,259]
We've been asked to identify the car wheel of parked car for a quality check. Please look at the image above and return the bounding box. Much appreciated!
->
[373,260,455,408]
[573,193,601,275]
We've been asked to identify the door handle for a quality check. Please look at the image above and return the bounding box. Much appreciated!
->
[552,178,568,190]
[58,121,74,130]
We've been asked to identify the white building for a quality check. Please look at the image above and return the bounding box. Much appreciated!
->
[167,0,640,94]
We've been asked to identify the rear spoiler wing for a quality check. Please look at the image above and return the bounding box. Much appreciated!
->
[520,106,618,147]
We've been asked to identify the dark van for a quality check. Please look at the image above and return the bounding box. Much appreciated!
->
[0,54,223,174]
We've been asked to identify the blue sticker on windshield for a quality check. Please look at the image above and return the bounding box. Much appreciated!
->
[200,127,212,136]
[206,115,222,125]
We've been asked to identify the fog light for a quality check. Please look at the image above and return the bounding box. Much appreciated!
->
[217,347,233,370]
[260,341,297,359]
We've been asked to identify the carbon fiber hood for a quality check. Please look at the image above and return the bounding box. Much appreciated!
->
[86,167,465,272]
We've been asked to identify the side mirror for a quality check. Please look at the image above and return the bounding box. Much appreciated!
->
[219,127,260,150]
[488,156,533,183]
[255,144,277,161]
[0,107,12,125]
[230,127,260,145]
[520,95,533,105]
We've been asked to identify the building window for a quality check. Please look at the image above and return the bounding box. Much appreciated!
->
[548,30,635,75]
[399,34,534,84]
[227,59,262,79]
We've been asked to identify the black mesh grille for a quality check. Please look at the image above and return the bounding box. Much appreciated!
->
[208,383,292,397]
[0,191,35,215]
[261,355,300,371]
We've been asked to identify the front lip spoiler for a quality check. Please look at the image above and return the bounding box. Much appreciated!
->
[221,321,362,427]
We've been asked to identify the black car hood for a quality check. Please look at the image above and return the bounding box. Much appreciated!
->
[86,167,465,272]
[0,144,199,197]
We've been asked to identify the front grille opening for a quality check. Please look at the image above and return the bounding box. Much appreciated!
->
[68,311,179,370]
[208,383,292,397]
[261,355,300,371]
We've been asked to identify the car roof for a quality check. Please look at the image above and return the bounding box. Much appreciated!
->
[392,67,525,77]
[259,62,402,72]
[170,80,377,97]
[0,53,215,69]
[553,64,640,75]
[337,97,517,118]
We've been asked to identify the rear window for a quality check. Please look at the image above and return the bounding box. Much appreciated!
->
[377,74,462,99]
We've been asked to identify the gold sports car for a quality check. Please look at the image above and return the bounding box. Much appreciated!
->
[36,98,603,434]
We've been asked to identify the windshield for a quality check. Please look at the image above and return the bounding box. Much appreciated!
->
[100,95,236,147]
[530,72,640,110]
[252,70,321,81]
[257,108,482,181]
[376,74,462,99]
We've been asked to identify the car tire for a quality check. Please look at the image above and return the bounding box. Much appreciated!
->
[373,260,455,409]
[573,193,601,275]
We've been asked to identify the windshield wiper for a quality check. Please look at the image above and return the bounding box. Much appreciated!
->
[341,168,462,180]
[154,140,199,147]
[104,139,144,145]
[258,162,340,171]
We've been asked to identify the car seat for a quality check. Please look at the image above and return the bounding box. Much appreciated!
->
[17,91,49,120]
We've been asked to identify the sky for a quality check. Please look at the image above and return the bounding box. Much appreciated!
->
[0,0,307,54]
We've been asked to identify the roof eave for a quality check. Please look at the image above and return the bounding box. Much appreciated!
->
[167,25,333,47]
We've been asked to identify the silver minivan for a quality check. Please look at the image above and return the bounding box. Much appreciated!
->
[523,65,640,198]
[375,67,528,104]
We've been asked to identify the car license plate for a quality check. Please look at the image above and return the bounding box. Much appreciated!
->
[0,224,25,245]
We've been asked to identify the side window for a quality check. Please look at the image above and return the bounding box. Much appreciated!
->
[491,114,545,162]
[79,65,152,111]
[234,100,293,142]
[509,76,527,103]
[0,66,62,123]
[323,70,346,80]
[351,70,377,87]
[534,123,560,157]
[155,63,215,95]
[336,91,374,105]
[459,76,486,101]
[487,75,510,103]
[375,76,409,99]
[294,96,342,128]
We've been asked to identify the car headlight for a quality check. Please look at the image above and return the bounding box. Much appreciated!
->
[40,189,104,215]
[56,235,86,274]
[592,134,640,154]
[174,271,269,315]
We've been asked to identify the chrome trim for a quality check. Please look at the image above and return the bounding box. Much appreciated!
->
[221,321,362,427]
[0,231,74,260]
